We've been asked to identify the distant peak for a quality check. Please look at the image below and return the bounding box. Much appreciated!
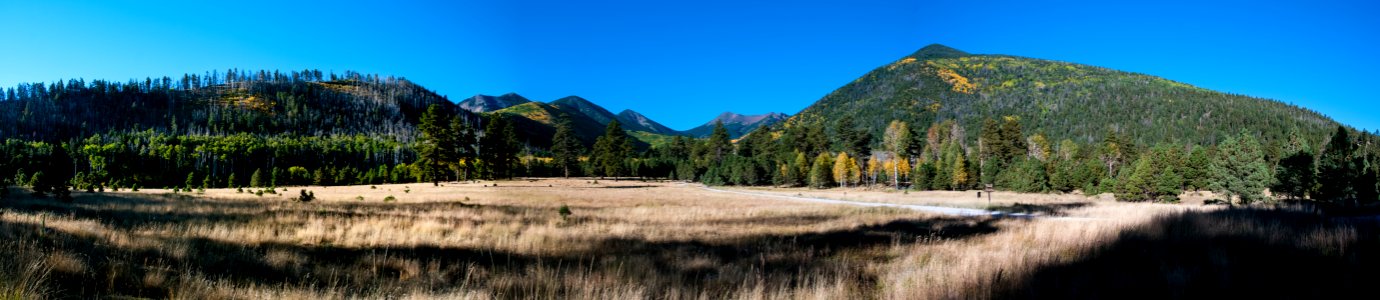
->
[910,43,969,59]
[618,109,640,116]
[555,95,588,102]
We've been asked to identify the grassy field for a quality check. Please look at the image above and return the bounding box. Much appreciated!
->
[1,179,1376,299]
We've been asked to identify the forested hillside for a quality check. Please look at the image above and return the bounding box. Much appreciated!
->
[0,69,470,141]
[786,44,1336,148]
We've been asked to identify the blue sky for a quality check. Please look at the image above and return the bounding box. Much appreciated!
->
[1,0,1375,131]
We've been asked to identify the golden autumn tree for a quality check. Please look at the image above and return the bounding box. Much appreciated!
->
[834,152,852,187]
[846,157,862,187]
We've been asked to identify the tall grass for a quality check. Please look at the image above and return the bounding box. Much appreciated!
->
[0,179,1374,299]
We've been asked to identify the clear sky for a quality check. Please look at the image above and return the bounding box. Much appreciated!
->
[1,0,1375,131]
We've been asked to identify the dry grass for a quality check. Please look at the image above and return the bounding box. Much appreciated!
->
[0,179,1375,299]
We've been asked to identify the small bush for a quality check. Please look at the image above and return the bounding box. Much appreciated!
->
[298,190,315,202]
[404,187,411,193]
[371,185,377,189]
[236,187,244,193]
[558,204,572,219]
[384,195,397,202]
[254,190,264,197]
[355,196,365,201]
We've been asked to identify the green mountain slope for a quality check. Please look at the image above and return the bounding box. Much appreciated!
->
[491,101,656,150]
[0,69,472,141]
[784,44,1337,146]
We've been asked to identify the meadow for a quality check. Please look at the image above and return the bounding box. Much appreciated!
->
[1,179,1375,299]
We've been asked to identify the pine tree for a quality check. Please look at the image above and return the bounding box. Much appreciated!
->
[550,115,583,178]
[707,121,732,162]
[418,104,456,186]
[249,168,264,188]
[1317,126,1358,204]
[1182,146,1211,191]
[1209,132,1272,205]
[592,120,631,178]
[809,152,835,189]
[1272,150,1316,200]
[450,114,477,181]
[791,152,809,187]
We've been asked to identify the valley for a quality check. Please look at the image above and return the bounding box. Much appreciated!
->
[4,179,1370,299]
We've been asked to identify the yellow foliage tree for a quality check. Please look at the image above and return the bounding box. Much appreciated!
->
[1028,133,1052,162]
[834,152,852,187]
[952,152,969,190]
[936,68,977,94]
[867,157,880,186]
[846,157,861,186]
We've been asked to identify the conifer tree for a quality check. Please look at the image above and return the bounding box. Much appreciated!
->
[1317,126,1358,204]
[550,115,583,178]
[809,152,835,189]
[249,168,265,188]
[1209,133,1271,205]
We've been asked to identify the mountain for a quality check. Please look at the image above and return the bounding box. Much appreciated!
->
[681,112,789,139]
[550,96,618,125]
[781,44,1337,146]
[491,102,609,148]
[458,93,531,113]
[0,69,471,140]
[616,109,677,134]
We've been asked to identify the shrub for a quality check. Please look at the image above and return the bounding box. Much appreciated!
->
[355,196,365,201]
[298,190,315,202]
[558,204,572,219]
[384,195,397,202]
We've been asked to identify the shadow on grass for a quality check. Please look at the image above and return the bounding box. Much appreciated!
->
[0,191,1003,299]
[985,202,1092,216]
[987,207,1380,299]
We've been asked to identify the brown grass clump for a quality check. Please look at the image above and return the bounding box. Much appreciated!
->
[0,179,1375,299]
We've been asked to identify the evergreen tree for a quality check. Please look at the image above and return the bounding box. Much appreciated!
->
[997,116,1027,165]
[790,152,809,187]
[480,115,521,179]
[226,172,238,188]
[592,120,632,178]
[550,115,583,178]
[33,144,75,200]
[418,104,456,186]
[912,161,934,191]
[1317,126,1358,204]
[834,116,872,165]
[809,152,835,189]
[1182,146,1212,191]
[1209,133,1272,205]
[997,158,1048,193]
[451,114,477,181]
[1272,150,1317,200]
[249,168,265,188]
[706,121,732,162]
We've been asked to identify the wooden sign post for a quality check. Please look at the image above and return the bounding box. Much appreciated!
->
[984,184,994,207]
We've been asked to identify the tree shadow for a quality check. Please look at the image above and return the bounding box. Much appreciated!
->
[986,208,1380,299]
[985,202,1092,216]
[0,192,1004,299]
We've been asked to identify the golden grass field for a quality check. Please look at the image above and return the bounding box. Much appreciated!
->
[1,178,1376,299]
